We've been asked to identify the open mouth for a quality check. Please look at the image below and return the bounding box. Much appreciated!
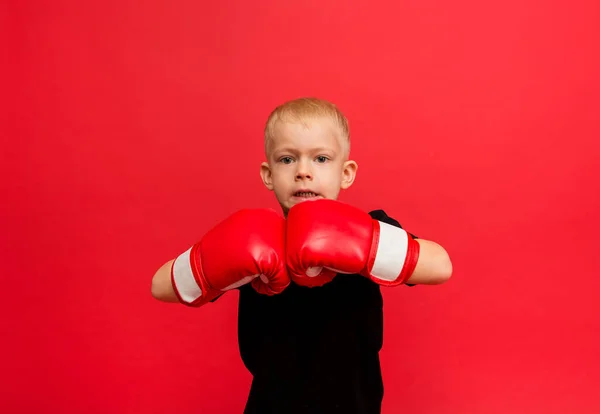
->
[294,191,319,198]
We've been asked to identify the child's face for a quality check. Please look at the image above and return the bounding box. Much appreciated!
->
[260,117,357,215]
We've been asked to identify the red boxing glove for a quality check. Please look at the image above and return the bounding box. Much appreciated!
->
[286,199,420,287]
[171,209,290,307]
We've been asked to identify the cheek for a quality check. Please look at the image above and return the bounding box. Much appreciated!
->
[271,169,291,188]
[323,163,344,181]
[319,171,343,190]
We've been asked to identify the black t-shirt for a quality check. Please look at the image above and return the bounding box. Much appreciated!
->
[237,210,417,414]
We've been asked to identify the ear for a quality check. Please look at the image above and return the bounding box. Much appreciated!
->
[260,162,274,190]
[341,160,358,189]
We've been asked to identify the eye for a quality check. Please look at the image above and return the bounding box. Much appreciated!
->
[279,156,294,164]
[316,155,329,163]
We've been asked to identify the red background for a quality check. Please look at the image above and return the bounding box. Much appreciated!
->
[3,0,600,413]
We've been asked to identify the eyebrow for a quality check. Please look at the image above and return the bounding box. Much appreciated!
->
[273,147,335,155]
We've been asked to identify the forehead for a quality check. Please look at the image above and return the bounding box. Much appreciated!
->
[270,118,343,151]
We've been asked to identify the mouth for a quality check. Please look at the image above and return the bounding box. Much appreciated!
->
[293,191,320,199]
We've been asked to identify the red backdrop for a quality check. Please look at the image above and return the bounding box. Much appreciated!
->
[3,0,599,413]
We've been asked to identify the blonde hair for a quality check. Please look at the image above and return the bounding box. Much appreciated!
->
[264,97,350,157]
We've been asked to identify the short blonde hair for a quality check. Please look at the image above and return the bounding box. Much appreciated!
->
[264,97,350,157]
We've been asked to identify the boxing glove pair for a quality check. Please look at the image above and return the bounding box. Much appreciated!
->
[171,200,420,307]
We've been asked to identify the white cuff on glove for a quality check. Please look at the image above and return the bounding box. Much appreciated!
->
[369,221,419,286]
[171,247,203,305]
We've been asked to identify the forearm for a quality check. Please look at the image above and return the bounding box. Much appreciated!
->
[405,239,453,285]
[151,260,179,303]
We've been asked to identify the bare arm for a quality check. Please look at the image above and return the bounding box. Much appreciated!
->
[405,239,453,285]
[151,260,180,303]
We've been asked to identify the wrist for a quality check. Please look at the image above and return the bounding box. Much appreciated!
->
[364,220,419,286]
[171,245,214,307]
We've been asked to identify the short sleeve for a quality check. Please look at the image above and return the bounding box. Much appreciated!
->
[368,209,418,240]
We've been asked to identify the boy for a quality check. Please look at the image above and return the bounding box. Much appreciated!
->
[151,97,452,413]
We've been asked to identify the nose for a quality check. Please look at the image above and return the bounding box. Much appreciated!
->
[295,159,313,181]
